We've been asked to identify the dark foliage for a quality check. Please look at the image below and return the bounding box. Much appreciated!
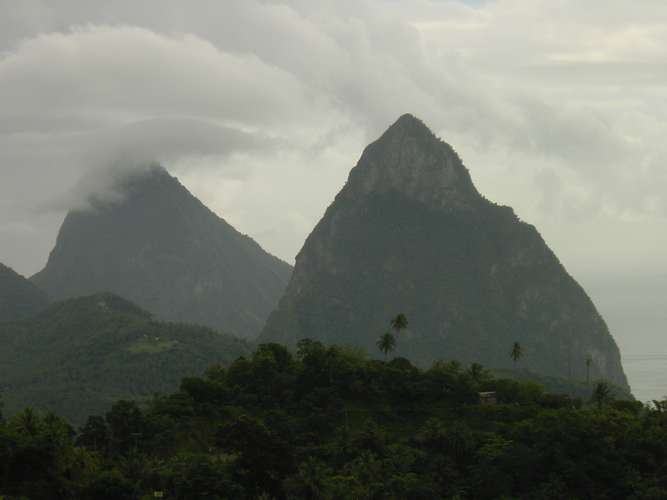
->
[1,340,665,499]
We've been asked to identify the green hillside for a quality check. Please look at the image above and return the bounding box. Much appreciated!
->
[0,293,250,423]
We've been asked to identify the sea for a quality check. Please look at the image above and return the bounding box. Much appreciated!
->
[623,353,667,403]
[576,270,667,405]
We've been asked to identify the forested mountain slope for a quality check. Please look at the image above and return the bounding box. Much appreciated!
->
[0,293,250,423]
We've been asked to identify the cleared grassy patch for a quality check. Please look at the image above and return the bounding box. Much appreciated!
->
[128,337,179,354]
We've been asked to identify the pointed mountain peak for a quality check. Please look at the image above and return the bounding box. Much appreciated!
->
[261,114,630,392]
[345,114,481,209]
[382,113,436,140]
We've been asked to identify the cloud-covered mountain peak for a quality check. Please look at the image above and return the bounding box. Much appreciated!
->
[32,166,292,339]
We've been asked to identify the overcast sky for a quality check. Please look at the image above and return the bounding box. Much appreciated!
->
[1,0,666,360]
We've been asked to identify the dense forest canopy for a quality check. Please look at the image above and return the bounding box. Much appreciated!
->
[1,340,664,499]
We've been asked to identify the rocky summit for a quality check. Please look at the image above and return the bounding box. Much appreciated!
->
[32,165,292,339]
[261,114,629,390]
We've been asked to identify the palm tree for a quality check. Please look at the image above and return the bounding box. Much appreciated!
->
[390,313,408,334]
[585,354,593,386]
[510,341,522,372]
[376,331,396,361]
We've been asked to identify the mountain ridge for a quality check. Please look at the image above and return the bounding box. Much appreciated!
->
[0,262,48,322]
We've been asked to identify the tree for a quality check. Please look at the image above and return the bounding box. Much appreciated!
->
[81,471,136,500]
[468,362,490,386]
[284,457,334,500]
[591,381,613,409]
[390,313,408,334]
[77,416,109,452]
[510,341,522,372]
[585,354,593,386]
[166,454,242,500]
[377,332,397,361]
[217,414,293,497]
[13,408,40,437]
[105,400,145,455]
[652,399,667,413]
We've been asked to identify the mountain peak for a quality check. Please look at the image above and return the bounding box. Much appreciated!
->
[32,167,292,338]
[77,163,178,214]
[345,114,481,210]
[125,163,171,183]
[106,163,173,195]
[383,113,435,140]
[261,114,629,391]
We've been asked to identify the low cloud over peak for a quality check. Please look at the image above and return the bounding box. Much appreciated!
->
[0,0,665,289]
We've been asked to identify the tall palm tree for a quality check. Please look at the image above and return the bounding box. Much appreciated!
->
[377,331,396,361]
[390,313,408,334]
[510,341,522,372]
[585,354,593,386]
